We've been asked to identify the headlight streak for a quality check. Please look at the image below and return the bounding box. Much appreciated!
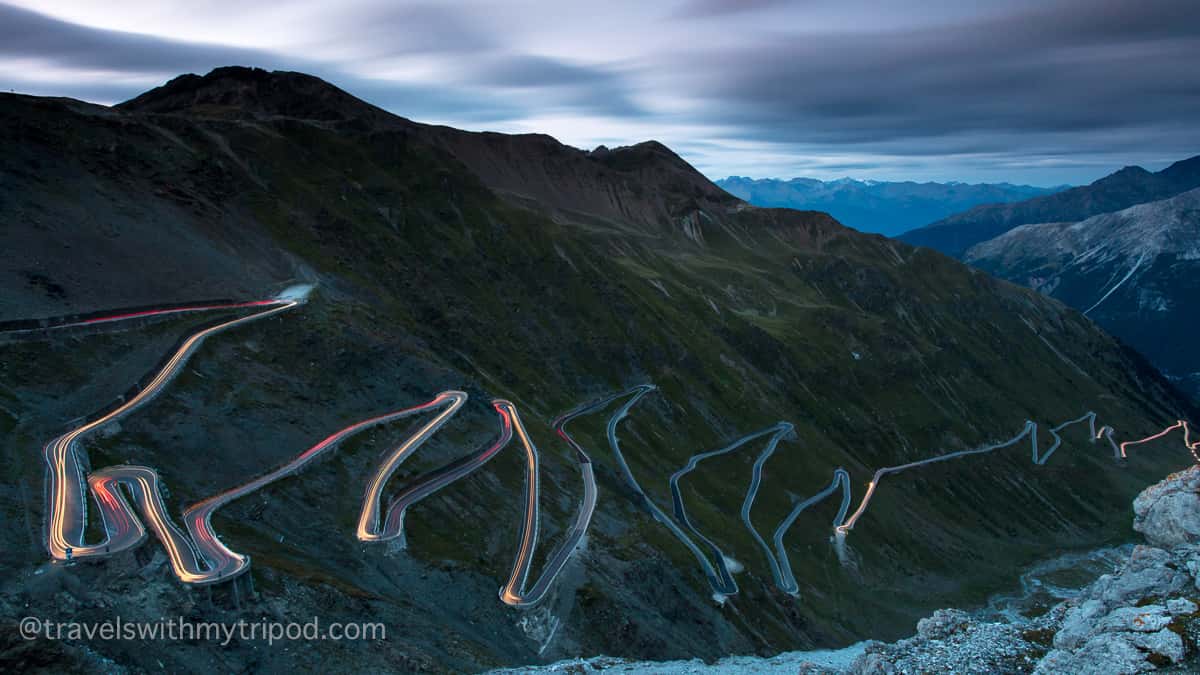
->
[604,389,1197,600]
[42,299,300,571]
[24,294,1198,605]
[668,422,795,597]
[31,295,622,606]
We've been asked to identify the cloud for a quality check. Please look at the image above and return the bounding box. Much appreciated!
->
[651,0,1200,179]
[2,0,1197,184]
[0,2,640,123]
[0,3,277,76]
[316,2,499,58]
[673,0,794,19]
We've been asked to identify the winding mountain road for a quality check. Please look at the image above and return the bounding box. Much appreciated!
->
[30,291,615,602]
[602,388,1198,600]
[42,290,307,581]
[18,291,1200,605]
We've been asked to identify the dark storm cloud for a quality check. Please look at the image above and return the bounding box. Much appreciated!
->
[0,2,273,75]
[321,3,644,117]
[674,0,794,18]
[0,1,635,122]
[663,0,1200,156]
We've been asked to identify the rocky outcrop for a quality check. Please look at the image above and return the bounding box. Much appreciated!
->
[845,610,1047,674]
[1134,466,1200,548]
[840,466,1200,674]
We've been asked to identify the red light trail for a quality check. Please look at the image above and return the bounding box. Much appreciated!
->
[23,291,1198,603]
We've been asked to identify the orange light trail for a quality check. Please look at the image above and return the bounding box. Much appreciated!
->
[601,389,1197,598]
[28,294,1198,602]
[34,293,614,602]
[42,297,301,572]
[832,417,1197,537]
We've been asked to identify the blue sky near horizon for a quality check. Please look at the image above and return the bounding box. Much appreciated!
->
[1,0,1196,187]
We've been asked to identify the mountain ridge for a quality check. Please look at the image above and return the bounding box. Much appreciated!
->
[717,175,1066,236]
[119,66,743,234]
[898,155,1200,256]
[965,187,1200,400]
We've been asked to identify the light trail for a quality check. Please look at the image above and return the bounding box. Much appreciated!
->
[31,295,622,603]
[25,294,1199,603]
[340,389,620,607]
[191,391,478,583]
[0,300,283,336]
[1117,420,1199,463]
[597,387,1197,599]
[42,295,304,572]
[493,386,671,606]
[836,412,1132,535]
[668,422,795,596]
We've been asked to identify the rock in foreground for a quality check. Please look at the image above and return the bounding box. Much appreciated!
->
[848,466,1200,674]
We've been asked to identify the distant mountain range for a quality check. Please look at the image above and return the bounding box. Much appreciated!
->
[899,155,1200,257]
[966,187,1200,400]
[715,176,1066,236]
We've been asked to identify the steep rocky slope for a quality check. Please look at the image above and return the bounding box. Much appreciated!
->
[1,67,1195,672]
[716,176,1064,236]
[899,156,1200,257]
[965,188,1200,400]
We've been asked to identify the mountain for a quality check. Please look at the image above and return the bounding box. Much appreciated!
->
[1,67,1194,672]
[965,188,1200,400]
[716,176,1066,236]
[899,156,1200,257]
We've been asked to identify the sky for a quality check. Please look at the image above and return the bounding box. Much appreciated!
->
[2,0,1198,186]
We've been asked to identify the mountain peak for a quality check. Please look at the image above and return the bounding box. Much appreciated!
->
[590,139,697,174]
[118,66,400,125]
[1108,164,1152,178]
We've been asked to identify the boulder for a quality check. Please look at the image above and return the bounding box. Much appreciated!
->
[1055,599,1108,650]
[1091,546,1188,608]
[915,608,971,641]
[1166,597,1197,615]
[1093,605,1171,634]
[1037,634,1155,674]
[1133,466,1200,549]
[1129,628,1185,665]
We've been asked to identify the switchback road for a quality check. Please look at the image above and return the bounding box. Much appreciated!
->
[22,291,1199,603]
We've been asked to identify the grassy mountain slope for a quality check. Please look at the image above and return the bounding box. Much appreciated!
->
[1,67,1195,671]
